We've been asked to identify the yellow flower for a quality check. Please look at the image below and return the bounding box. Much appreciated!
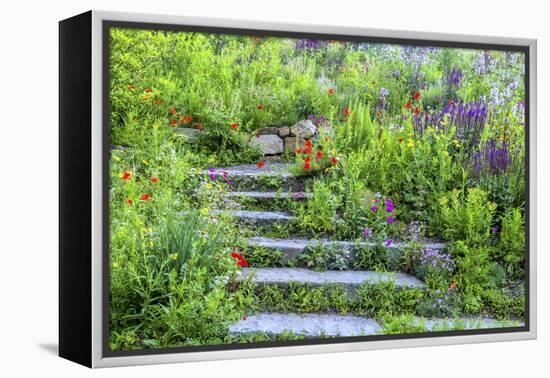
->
[206,183,213,189]
[407,140,415,148]
[142,159,149,165]
[169,253,178,261]
[112,262,119,269]
[201,207,209,215]
[113,156,120,161]
[331,149,336,155]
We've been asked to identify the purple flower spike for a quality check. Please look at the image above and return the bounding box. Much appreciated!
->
[385,239,392,247]
[362,228,371,238]
[208,167,216,181]
[387,216,394,225]
[371,205,379,212]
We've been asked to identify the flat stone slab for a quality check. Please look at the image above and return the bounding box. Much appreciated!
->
[237,267,425,290]
[213,210,294,225]
[226,191,312,201]
[229,313,381,338]
[205,163,292,178]
[249,134,284,155]
[248,237,447,260]
[421,317,524,331]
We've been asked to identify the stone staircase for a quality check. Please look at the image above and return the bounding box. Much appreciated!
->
[204,162,510,338]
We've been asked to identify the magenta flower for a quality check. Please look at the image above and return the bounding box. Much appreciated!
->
[385,239,392,246]
[371,205,379,212]
[208,167,216,180]
[387,216,394,224]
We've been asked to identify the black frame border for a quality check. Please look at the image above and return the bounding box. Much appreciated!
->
[101,19,531,359]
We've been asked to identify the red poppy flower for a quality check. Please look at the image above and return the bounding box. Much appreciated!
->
[195,122,203,130]
[127,84,136,90]
[331,156,339,165]
[142,97,149,101]
[398,137,404,144]
[169,107,177,115]
[304,156,311,163]
[304,161,311,170]
[414,107,420,115]
[328,87,335,95]
[140,193,151,201]
[257,161,265,169]
[181,118,187,125]
[126,199,133,205]
[186,115,192,122]
[304,145,313,155]
[151,176,159,183]
[343,107,352,116]
[230,122,239,130]
[257,104,263,110]
[305,139,313,148]
[153,99,162,105]
[316,149,324,161]
[145,88,153,93]
[405,101,412,109]
[231,251,249,268]
[121,171,132,181]
[170,119,178,126]
[413,91,421,101]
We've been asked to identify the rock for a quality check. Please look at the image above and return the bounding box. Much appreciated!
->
[264,155,282,161]
[249,134,284,155]
[290,119,317,138]
[228,313,382,338]
[256,127,280,135]
[283,136,306,153]
[278,126,291,138]
[311,124,335,143]
[175,128,200,141]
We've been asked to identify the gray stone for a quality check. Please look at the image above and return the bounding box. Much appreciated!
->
[290,119,317,138]
[278,126,291,138]
[283,136,306,153]
[311,125,335,143]
[237,267,425,290]
[175,127,201,141]
[249,134,284,155]
[248,237,447,261]
[226,191,312,202]
[205,163,292,178]
[228,313,381,338]
[213,210,294,225]
[256,127,280,135]
[418,317,524,331]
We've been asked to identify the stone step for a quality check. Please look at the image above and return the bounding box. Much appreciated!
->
[248,236,447,261]
[212,210,295,225]
[237,267,425,291]
[229,313,381,338]
[204,163,305,191]
[226,191,312,202]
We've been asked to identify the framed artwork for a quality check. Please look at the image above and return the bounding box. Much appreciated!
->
[59,10,537,368]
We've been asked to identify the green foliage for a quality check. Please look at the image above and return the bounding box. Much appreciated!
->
[496,208,525,279]
[295,243,351,271]
[381,315,427,334]
[436,188,497,246]
[296,180,340,233]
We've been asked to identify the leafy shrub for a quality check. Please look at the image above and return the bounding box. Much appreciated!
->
[496,208,525,279]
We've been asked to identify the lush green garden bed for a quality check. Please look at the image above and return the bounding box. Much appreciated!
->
[108,28,526,351]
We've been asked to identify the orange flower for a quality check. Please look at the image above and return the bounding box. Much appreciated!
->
[343,107,352,116]
[296,147,302,155]
[186,115,192,122]
[331,156,338,165]
[398,137,404,144]
[316,149,323,161]
[151,176,159,183]
[257,104,263,110]
[153,99,162,105]
[127,84,136,90]
[257,161,265,169]
[145,88,153,93]
[304,161,311,170]
[230,122,239,130]
[170,119,178,126]
[414,107,420,115]
[405,101,412,109]
[304,145,313,155]
[414,91,421,101]
[328,87,335,95]
[195,122,203,130]
[126,198,133,205]
[169,107,177,115]
[304,156,311,163]
[140,193,151,201]
[120,171,132,181]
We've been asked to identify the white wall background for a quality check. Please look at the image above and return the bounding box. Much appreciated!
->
[0,0,546,376]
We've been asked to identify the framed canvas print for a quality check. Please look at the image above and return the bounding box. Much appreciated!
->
[59,10,537,368]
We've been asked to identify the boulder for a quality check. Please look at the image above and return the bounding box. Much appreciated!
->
[249,134,284,155]
[256,127,280,135]
[290,120,317,138]
[311,124,335,143]
[278,126,291,138]
[283,136,306,153]
[175,128,200,141]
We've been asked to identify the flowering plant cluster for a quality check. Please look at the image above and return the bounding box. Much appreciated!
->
[361,194,397,248]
